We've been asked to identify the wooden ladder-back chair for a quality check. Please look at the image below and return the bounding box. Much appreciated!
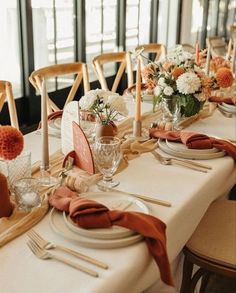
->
[29,62,90,114]
[0,80,19,129]
[92,51,133,93]
[135,43,166,67]
[180,200,236,293]
[207,37,227,57]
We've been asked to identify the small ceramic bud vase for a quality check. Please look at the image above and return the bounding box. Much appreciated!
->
[0,172,14,218]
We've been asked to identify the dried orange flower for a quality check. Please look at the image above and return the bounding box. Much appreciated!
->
[0,126,24,160]
[210,57,231,73]
[171,67,185,79]
[216,67,234,88]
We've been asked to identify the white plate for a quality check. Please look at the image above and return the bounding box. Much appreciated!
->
[165,139,219,154]
[49,208,143,249]
[158,139,225,160]
[48,118,61,136]
[218,103,236,114]
[63,191,149,240]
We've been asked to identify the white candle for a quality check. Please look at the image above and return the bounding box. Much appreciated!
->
[232,38,236,75]
[226,38,232,60]
[205,45,211,75]
[135,59,141,122]
[41,79,49,169]
[22,192,40,207]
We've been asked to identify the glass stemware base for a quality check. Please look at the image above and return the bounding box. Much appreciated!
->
[97,175,120,189]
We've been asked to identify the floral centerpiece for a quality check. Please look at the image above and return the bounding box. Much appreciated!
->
[141,45,214,118]
[79,89,128,125]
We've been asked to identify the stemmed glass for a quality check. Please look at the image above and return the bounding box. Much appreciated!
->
[93,136,121,189]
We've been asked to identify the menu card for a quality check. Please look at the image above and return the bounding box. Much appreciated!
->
[61,101,80,155]
[72,122,95,174]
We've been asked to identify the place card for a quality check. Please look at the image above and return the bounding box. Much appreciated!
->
[61,101,80,155]
[72,122,95,174]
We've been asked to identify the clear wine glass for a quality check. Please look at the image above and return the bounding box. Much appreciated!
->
[94,136,121,189]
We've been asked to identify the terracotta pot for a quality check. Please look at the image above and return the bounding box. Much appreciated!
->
[95,123,115,139]
[0,172,14,218]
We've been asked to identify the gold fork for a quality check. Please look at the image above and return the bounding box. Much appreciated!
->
[27,229,108,269]
[27,239,98,277]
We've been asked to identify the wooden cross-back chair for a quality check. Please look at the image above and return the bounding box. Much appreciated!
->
[181,43,195,54]
[92,52,133,93]
[0,80,19,129]
[207,37,227,57]
[135,43,166,68]
[29,62,90,114]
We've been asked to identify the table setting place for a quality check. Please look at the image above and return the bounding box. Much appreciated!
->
[1,45,236,293]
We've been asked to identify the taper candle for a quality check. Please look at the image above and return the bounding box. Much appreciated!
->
[41,79,49,169]
[232,39,236,74]
[205,45,211,75]
[226,38,232,60]
[135,58,141,122]
[195,42,199,64]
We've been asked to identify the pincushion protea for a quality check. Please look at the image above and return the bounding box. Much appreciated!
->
[216,67,234,88]
[0,126,24,160]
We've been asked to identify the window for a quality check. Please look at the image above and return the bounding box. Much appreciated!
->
[31,0,75,91]
[0,1,22,98]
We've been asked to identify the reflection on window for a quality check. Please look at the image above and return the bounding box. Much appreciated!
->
[0,1,22,98]
[31,0,75,91]
[86,0,117,81]
[126,0,151,51]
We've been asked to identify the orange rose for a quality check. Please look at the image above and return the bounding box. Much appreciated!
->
[216,67,234,88]
[0,126,24,160]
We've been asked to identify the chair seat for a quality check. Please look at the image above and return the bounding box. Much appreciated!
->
[186,200,236,270]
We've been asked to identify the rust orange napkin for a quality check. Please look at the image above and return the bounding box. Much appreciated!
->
[49,186,174,286]
[149,129,236,160]
[209,96,236,105]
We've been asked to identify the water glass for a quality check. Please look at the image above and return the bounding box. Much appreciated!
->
[93,136,121,189]
[14,178,41,212]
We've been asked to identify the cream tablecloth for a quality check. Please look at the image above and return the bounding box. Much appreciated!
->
[0,103,235,293]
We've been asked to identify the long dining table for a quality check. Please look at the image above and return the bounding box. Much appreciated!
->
[1,100,236,293]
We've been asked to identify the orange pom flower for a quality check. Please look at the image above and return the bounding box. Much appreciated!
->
[215,67,234,88]
[171,67,185,79]
[0,126,24,160]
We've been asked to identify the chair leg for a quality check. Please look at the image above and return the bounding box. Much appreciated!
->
[200,272,211,293]
[180,257,194,293]
[189,268,207,293]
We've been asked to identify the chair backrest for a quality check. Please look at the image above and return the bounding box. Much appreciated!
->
[181,43,195,54]
[29,62,90,114]
[207,37,227,57]
[92,52,133,93]
[0,80,19,129]
[135,43,166,67]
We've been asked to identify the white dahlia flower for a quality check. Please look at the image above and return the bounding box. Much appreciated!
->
[158,77,167,87]
[154,86,162,96]
[176,72,201,94]
[163,86,174,96]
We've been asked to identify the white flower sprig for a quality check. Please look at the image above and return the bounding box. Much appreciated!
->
[79,89,128,125]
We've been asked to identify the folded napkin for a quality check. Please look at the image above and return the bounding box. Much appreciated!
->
[49,186,174,287]
[149,129,236,160]
[38,110,63,129]
[0,172,14,218]
[209,96,236,105]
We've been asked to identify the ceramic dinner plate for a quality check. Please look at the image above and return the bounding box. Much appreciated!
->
[218,103,236,114]
[50,208,143,249]
[158,139,225,160]
[63,192,149,240]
